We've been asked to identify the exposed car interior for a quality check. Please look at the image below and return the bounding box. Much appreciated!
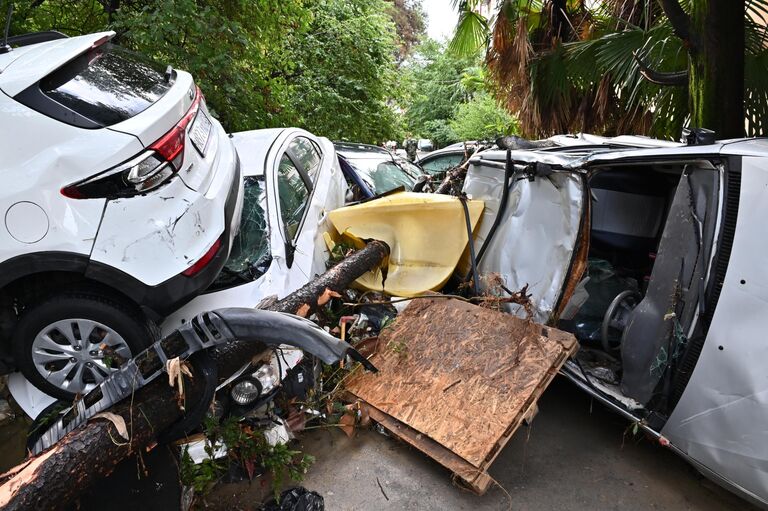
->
[561,159,721,416]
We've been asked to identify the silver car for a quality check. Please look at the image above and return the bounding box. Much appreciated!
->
[461,135,768,508]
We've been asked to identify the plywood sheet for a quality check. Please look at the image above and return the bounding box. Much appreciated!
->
[345,297,578,471]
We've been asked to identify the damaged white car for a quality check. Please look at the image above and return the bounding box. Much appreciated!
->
[461,133,768,507]
[10,127,349,418]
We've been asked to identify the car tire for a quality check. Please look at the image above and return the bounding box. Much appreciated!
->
[12,289,158,400]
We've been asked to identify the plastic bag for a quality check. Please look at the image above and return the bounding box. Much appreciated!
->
[260,487,325,511]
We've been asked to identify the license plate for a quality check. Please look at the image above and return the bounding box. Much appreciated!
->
[189,108,212,156]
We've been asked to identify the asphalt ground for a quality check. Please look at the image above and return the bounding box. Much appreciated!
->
[0,376,757,510]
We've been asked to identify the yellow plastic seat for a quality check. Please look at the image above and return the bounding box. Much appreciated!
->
[328,192,484,296]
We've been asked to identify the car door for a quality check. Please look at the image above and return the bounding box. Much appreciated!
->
[268,131,347,285]
[460,150,587,324]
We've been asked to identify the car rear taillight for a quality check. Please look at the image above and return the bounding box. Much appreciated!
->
[62,86,203,199]
[183,237,222,277]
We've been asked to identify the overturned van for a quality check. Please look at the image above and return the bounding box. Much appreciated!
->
[461,137,768,508]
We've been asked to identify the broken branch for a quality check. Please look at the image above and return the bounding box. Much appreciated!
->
[0,240,390,511]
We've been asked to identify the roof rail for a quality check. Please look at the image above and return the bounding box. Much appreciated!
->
[7,31,68,47]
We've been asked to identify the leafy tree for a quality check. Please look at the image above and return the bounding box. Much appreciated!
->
[114,0,310,132]
[1,0,406,142]
[385,0,426,62]
[288,0,404,142]
[422,119,459,147]
[450,92,518,140]
[402,40,474,142]
[658,0,745,138]
[402,39,518,146]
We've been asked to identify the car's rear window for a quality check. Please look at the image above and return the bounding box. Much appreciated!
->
[39,43,171,127]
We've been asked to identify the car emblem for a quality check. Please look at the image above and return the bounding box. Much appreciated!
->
[188,87,195,100]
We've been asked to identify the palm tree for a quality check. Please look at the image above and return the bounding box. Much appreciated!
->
[450,0,768,139]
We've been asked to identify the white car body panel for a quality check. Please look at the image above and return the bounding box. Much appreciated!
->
[108,70,221,194]
[90,125,241,286]
[662,153,768,504]
[548,133,684,148]
[6,372,57,419]
[11,127,343,414]
[161,128,347,333]
[0,90,143,259]
[0,32,115,96]
[108,70,194,147]
[1,31,244,401]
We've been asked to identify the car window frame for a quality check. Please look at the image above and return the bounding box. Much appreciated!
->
[273,134,324,267]
[277,152,311,237]
[287,136,324,184]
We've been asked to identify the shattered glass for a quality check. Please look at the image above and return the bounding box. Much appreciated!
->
[210,177,270,289]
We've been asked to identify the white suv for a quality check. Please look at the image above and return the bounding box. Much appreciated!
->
[0,31,243,398]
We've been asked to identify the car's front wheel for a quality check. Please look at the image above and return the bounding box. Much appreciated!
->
[13,290,157,400]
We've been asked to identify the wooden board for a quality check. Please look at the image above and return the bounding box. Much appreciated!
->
[345,297,578,493]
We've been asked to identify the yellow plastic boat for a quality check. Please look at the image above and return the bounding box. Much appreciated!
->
[327,192,484,296]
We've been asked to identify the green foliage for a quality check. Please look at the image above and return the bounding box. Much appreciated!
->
[2,0,407,142]
[450,92,518,140]
[450,0,768,138]
[4,0,108,35]
[448,0,488,57]
[288,0,403,143]
[402,40,517,146]
[385,0,426,62]
[422,119,458,147]
[113,0,310,132]
[180,416,315,500]
[404,40,475,130]
[180,445,226,496]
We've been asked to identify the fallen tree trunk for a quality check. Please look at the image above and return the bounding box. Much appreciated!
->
[0,240,389,511]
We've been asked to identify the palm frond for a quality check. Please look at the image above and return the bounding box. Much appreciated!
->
[449,9,489,57]
[745,50,768,136]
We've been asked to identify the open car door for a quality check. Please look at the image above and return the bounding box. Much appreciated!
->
[460,150,587,323]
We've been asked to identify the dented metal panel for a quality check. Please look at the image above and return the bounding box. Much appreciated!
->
[662,156,768,504]
[161,130,347,332]
[461,161,584,323]
[328,192,484,296]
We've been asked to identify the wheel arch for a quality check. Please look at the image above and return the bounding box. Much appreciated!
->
[0,252,150,368]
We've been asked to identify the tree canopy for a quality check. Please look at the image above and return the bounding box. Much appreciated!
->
[402,39,519,146]
[3,0,422,143]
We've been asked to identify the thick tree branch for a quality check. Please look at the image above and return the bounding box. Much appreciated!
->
[657,0,696,52]
[632,50,688,86]
[0,241,390,511]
